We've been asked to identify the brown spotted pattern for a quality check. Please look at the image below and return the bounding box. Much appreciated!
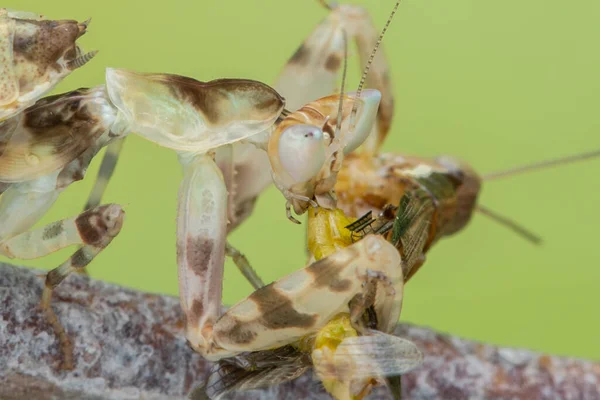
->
[185,236,214,277]
[44,266,65,288]
[75,206,110,245]
[223,319,258,345]
[289,44,310,65]
[306,254,353,293]
[71,247,93,269]
[0,87,111,182]
[324,53,342,72]
[186,300,205,332]
[12,18,87,93]
[145,74,284,125]
[41,221,64,240]
[226,284,317,336]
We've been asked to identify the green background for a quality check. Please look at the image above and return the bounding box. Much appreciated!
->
[4,0,599,360]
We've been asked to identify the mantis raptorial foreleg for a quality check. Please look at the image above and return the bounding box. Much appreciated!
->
[176,151,228,352]
[0,197,124,370]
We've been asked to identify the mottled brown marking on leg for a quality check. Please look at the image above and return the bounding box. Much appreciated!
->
[186,300,205,329]
[249,287,317,329]
[71,248,93,269]
[289,44,309,65]
[45,268,66,289]
[14,88,107,174]
[75,207,107,245]
[254,95,280,111]
[186,236,213,277]
[156,75,283,125]
[324,53,342,72]
[223,318,258,345]
[42,221,64,240]
[305,256,353,293]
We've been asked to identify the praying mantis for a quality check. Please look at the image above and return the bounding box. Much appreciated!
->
[2,2,599,400]
[0,2,396,382]
[1,2,426,398]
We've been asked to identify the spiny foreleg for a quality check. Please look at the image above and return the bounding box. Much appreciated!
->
[0,204,125,370]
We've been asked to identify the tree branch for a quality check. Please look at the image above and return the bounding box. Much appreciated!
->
[1,263,598,400]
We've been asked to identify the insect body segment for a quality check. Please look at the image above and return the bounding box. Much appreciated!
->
[0,9,96,121]
[197,232,421,400]
[273,4,393,153]
[268,90,381,219]
[0,86,118,182]
[187,235,403,360]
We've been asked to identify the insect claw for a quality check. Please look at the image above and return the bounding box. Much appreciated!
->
[286,201,302,224]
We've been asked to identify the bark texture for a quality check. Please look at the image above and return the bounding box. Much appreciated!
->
[1,263,599,400]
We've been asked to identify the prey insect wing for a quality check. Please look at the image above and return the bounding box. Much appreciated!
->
[195,346,312,400]
[313,330,423,382]
[389,188,435,279]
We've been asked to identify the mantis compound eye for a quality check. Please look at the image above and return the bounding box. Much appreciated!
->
[278,124,326,183]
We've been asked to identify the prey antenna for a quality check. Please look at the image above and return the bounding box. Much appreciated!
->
[476,205,542,245]
[349,0,402,130]
[483,149,600,181]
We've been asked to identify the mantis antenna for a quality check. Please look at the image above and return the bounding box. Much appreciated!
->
[334,28,349,138]
[349,0,403,132]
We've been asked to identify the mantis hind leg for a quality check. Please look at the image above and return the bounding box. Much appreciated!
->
[83,138,125,211]
[225,242,264,290]
[77,139,125,275]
